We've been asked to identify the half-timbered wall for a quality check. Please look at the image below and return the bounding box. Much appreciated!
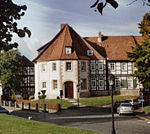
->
[108,61,137,90]
[90,60,106,91]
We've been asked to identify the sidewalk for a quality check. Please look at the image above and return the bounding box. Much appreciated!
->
[135,107,150,122]
[65,99,86,108]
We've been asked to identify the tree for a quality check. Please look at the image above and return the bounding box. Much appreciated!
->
[0,0,31,51]
[91,0,150,15]
[0,49,23,99]
[127,13,150,88]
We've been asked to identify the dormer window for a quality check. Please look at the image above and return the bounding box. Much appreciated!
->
[65,47,72,54]
[87,50,93,56]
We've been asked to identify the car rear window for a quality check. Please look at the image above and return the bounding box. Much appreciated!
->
[121,103,132,107]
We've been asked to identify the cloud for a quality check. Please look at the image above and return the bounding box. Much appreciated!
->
[12,0,150,60]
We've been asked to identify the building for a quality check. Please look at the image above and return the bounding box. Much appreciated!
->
[21,56,35,99]
[33,24,143,99]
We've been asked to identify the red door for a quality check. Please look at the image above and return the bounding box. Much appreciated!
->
[65,82,73,98]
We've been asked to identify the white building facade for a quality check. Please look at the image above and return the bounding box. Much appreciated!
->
[33,24,143,99]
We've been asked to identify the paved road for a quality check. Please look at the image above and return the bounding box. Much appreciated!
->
[11,107,150,134]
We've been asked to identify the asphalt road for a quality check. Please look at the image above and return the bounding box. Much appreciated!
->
[11,107,150,134]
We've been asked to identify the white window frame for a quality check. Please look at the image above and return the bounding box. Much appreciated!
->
[98,62,103,70]
[91,80,96,88]
[90,63,95,71]
[110,63,115,71]
[42,82,46,89]
[128,79,133,89]
[99,80,104,87]
[65,47,72,54]
[87,50,93,56]
[122,63,127,71]
[66,62,72,71]
[115,79,121,89]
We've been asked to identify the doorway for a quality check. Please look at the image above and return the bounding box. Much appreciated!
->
[65,81,73,98]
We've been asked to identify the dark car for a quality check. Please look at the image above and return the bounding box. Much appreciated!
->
[0,106,9,114]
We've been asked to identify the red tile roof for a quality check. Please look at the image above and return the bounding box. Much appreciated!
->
[33,24,104,62]
[84,36,143,61]
[33,24,143,62]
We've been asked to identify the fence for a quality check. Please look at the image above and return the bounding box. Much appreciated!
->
[1,99,60,113]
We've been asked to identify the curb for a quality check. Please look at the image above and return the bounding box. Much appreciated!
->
[136,115,150,121]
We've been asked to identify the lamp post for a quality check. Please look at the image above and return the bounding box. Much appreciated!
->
[76,80,83,109]
[108,74,116,134]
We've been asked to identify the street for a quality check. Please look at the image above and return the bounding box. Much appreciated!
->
[11,106,150,134]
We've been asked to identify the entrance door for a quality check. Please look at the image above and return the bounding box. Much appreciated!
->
[65,81,73,98]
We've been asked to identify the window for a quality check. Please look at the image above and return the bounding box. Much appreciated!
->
[110,63,115,70]
[87,50,93,56]
[91,80,96,88]
[42,82,46,88]
[115,79,121,88]
[52,63,56,71]
[42,64,46,72]
[122,63,127,71]
[53,80,57,89]
[65,47,72,54]
[81,79,87,89]
[90,63,95,71]
[66,62,72,71]
[30,67,34,74]
[81,62,86,72]
[99,77,104,87]
[128,79,133,89]
[98,62,103,70]
[99,80,104,87]
[121,79,127,88]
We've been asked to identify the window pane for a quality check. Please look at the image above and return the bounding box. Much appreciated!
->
[91,80,96,88]
[121,80,127,88]
[65,47,72,54]
[122,63,127,71]
[42,64,46,72]
[81,62,86,72]
[91,63,95,71]
[53,80,57,89]
[110,63,115,70]
[66,62,72,71]
[52,63,56,71]
[42,82,46,88]
[98,63,103,70]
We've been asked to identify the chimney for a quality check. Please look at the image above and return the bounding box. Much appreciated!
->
[60,24,68,29]
[98,32,102,43]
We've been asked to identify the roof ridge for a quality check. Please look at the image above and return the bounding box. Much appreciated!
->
[60,25,68,59]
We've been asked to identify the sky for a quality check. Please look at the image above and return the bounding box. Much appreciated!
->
[13,0,150,60]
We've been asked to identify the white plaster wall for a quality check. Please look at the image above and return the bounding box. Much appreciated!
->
[34,60,79,99]
[61,60,78,98]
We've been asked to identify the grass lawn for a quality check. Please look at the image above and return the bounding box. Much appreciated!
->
[79,96,137,107]
[143,106,150,115]
[0,114,101,134]
[34,99,74,109]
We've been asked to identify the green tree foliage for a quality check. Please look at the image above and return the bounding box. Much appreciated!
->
[127,13,150,88]
[0,0,31,51]
[0,49,23,98]
[91,0,150,15]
